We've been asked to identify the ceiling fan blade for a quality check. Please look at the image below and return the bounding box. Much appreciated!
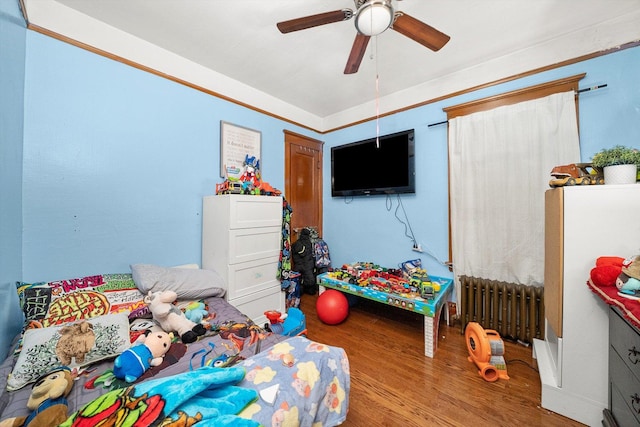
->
[392,13,450,51]
[344,33,370,74]
[277,9,353,33]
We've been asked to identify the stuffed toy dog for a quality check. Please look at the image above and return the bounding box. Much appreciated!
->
[0,367,73,427]
[144,290,206,343]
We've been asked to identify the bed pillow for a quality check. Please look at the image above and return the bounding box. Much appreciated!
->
[130,264,226,299]
[7,312,131,391]
[16,274,149,333]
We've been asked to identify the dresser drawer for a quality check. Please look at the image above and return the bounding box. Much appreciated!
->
[227,226,281,264]
[228,195,282,229]
[229,285,284,326]
[226,258,280,300]
[610,308,640,383]
[610,348,640,426]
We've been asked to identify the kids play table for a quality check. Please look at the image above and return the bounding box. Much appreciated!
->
[317,271,453,358]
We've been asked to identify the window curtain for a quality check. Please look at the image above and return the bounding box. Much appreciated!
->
[448,91,580,305]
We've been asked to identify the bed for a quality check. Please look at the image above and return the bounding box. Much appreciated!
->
[0,266,350,426]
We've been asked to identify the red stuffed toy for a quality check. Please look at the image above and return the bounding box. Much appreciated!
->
[590,256,625,287]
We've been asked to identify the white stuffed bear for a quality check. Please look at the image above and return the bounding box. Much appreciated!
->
[144,290,206,343]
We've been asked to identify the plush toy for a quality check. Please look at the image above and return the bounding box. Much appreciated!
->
[55,321,95,365]
[0,367,73,427]
[184,301,209,324]
[590,256,625,287]
[113,329,172,383]
[144,291,206,343]
[617,255,640,293]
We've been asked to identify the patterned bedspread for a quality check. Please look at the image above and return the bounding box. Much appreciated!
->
[238,336,350,427]
[0,297,350,426]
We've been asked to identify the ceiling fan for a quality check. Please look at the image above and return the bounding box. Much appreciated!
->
[276,0,450,74]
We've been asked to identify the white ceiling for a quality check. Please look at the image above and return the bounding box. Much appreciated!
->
[22,0,640,131]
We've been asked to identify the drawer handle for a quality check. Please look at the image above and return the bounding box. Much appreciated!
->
[632,393,640,414]
[629,346,640,364]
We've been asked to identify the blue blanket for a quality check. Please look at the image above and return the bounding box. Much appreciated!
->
[61,366,258,427]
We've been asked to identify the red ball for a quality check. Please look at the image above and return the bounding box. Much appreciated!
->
[316,290,349,325]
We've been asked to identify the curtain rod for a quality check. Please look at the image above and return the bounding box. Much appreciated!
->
[427,84,608,128]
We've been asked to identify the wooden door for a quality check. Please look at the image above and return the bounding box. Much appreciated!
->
[284,130,323,238]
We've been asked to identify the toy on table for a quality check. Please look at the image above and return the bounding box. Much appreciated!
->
[0,366,74,427]
[113,329,173,383]
[144,290,206,343]
[324,261,440,301]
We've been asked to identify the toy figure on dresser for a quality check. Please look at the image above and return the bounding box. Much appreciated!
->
[292,228,317,295]
[240,154,260,189]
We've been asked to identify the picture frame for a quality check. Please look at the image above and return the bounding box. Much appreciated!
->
[220,121,262,179]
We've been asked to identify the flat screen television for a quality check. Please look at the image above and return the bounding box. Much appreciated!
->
[331,129,415,197]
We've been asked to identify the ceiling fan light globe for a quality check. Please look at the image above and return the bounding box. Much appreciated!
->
[355,0,394,36]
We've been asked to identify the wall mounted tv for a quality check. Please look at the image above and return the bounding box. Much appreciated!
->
[331,129,415,197]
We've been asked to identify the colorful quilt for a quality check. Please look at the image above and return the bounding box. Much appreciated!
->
[237,336,350,427]
[61,366,259,427]
[0,298,350,427]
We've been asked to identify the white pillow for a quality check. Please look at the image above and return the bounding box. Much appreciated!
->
[7,312,131,391]
[130,264,226,299]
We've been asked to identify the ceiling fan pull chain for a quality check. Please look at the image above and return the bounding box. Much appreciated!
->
[375,35,380,148]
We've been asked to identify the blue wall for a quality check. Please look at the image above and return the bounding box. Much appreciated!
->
[322,46,640,277]
[20,31,319,280]
[0,0,26,359]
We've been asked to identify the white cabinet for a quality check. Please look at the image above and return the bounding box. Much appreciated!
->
[202,195,284,325]
[533,184,640,426]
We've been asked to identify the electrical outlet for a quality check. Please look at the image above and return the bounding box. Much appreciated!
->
[412,244,423,253]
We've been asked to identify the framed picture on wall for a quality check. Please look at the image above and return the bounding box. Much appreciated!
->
[220,121,262,179]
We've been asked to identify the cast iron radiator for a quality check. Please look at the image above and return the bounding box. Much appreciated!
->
[459,275,544,343]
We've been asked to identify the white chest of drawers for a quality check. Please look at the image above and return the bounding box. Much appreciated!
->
[202,195,284,325]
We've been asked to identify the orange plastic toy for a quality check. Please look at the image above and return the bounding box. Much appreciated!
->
[465,322,509,382]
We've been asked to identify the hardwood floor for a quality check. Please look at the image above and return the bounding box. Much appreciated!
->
[298,293,586,427]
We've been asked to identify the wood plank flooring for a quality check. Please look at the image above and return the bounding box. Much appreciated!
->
[298,293,586,427]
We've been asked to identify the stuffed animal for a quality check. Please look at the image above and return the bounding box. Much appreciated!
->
[113,329,172,383]
[184,301,209,324]
[0,367,73,427]
[590,256,625,287]
[617,255,640,293]
[55,321,95,365]
[144,291,206,343]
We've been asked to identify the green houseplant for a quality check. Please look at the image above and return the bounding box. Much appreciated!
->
[591,145,640,184]
[591,145,640,167]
